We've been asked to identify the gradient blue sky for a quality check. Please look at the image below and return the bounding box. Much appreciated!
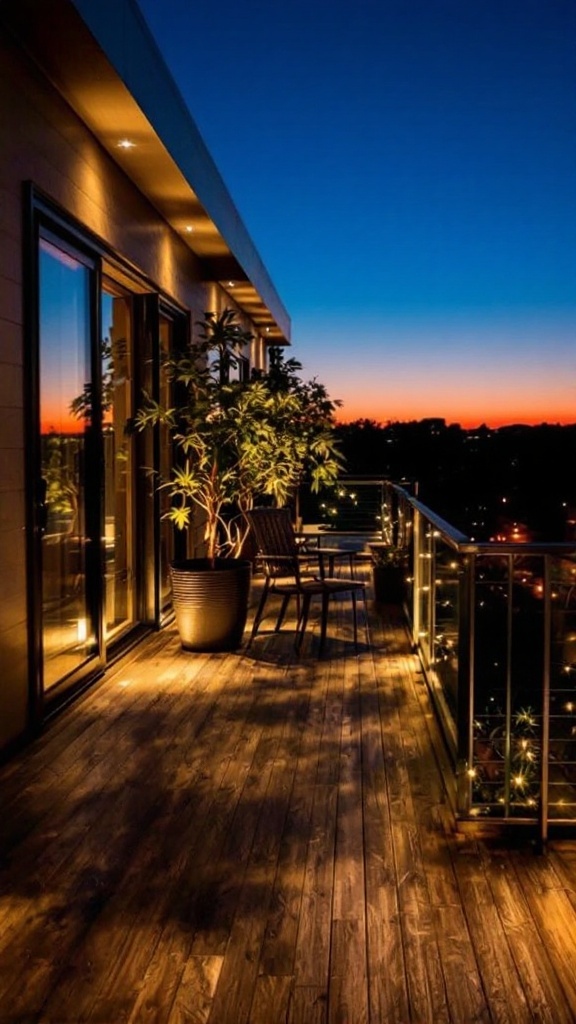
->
[138,0,576,427]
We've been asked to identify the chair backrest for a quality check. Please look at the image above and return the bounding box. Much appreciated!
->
[244,507,300,578]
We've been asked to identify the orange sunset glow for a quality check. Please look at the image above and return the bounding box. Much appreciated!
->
[335,392,576,430]
[299,313,576,431]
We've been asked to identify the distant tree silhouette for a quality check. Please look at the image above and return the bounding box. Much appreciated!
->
[334,418,576,541]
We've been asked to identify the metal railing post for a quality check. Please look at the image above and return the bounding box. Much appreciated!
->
[539,555,551,850]
[412,508,422,650]
[503,554,514,816]
[457,553,475,815]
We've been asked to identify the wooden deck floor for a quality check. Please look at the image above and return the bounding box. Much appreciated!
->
[2,587,576,1023]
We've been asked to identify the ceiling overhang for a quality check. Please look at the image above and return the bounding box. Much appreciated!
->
[2,0,290,343]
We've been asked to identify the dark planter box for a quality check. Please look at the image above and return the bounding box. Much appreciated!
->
[372,564,404,604]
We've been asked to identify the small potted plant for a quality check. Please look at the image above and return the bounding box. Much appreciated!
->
[369,542,405,604]
[134,309,342,651]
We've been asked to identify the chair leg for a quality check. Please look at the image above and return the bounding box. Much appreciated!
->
[247,578,271,645]
[275,594,291,631]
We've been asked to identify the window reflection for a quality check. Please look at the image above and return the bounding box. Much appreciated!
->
[101,281,135,639]
[39,238,94,688]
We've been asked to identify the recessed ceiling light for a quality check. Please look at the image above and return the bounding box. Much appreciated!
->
[185,225,193,233]
[117,139,135,149]
[227,281,235,287]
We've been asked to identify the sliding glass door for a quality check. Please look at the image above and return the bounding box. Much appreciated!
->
[32,203,187,710]
[38,236,99,690]
[36,232,143,702]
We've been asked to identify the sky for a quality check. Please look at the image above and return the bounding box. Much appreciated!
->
[138,0,576,429]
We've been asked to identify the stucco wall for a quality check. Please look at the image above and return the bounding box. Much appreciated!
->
[0,27,253,749]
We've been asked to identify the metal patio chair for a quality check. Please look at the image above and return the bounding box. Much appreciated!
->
[245,507,367,654]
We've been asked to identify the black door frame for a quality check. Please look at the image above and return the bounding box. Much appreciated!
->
[23,185,188,727]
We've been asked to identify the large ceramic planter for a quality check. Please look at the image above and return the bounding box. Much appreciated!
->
[170,558,252,651]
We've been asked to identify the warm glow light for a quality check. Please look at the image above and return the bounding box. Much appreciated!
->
[117,139,136,149]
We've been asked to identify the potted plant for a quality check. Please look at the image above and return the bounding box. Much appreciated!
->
[134,309,342,651]
[369,542,406,604]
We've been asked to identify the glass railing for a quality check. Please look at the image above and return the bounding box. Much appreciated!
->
[301,477,576,842]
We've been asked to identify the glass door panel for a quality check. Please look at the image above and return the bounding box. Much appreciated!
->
[159,313,175,615]
[101,283,135,640]
[39,238,98,689]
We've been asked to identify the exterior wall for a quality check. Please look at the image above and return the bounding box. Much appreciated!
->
[0,27,262,750]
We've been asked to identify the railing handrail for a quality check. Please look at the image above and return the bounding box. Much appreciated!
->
[392,482,576,556]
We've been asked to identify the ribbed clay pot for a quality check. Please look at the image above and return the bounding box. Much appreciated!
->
[170,558,252,651]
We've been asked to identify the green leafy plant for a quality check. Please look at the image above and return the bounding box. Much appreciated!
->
[134,309,343,562]
[370,544,405,567]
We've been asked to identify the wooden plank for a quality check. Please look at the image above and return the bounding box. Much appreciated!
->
[484,847,574,1024]
[199,755,294,1023]
[360,649,410,1024]
[391,821,450,1024]
[390,632,490,1024]
[451,842,531,1023]
[248,975,292,1024]
[292,784,338,987]
[374,613,451,1024]
[289,985,328,1024]
[512,848,576,1016]
[258,658,336,976]
[168,956,223,1024]
[329,652,369,1023]
[186,672,309,1023]
[330,650,358,920]
[329,919,368,1024]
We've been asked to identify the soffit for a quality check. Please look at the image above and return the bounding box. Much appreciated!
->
[1,0,289,342]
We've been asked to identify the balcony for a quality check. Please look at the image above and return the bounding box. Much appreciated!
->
[2,523,576,1020]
